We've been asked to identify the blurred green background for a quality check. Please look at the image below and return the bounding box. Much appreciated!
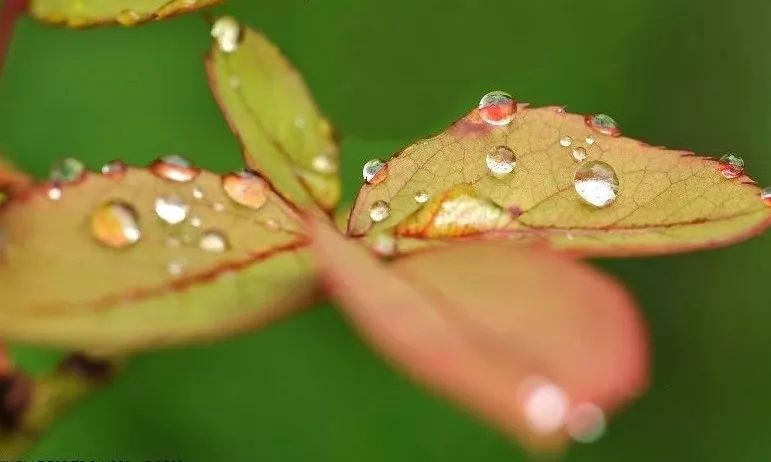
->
[2,0,771,460]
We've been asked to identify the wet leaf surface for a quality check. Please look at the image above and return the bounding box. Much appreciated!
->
[206,20,341,211]
[0,167,314,353]
[312,220,648,451]
[29,0,222,27]
[348,105,771,256]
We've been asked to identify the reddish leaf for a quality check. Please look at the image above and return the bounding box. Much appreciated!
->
[29,0,222,28]
[312,219,648,450]
[348,104,771,257]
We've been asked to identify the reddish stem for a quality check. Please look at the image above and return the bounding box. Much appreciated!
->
[0,0,27,79]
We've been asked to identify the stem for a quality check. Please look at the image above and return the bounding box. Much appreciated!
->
[0,0,27,80]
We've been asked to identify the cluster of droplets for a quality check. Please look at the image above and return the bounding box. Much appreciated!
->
[211,16,242,53]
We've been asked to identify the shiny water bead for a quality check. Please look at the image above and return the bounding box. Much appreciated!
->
[574,161,620,208]
[222,170,269,210]
[150,155,200,183]
[101,160,127,179]
[211,16,242,53]
[520,376,569,435]
[478,91,516,126]
[50,158,85,183]
[571,146,587,162]
[90,201,141,249]
[566,403,606,444]
[585,114,621,136]
[585,136,595,145]
[718,153,745,179]
[761,186,771,206]
[363,159,388,184]
[116,9,141,26]
[559,136,573,147]
[47,186,62,201]
[312,152,338,174]
[199,230,230,253]
[154,194,190,225]
[414,190,430,204]
[369,200,391,222]
[485,145,516,175]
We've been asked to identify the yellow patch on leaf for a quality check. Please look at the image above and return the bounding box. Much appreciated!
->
[29,0,221,28]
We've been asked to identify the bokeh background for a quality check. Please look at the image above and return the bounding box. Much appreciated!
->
[2,0,771,460]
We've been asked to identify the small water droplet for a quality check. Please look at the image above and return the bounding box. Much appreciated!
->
[566,403,606,444]
[211,16,242,53]
[213,202,225,212]
[228,75,241,89]
[150,155,200,183]
[155,194,190,225]
[50,158,85,183]
[414,190,430,204]
[369,200,390,222]
[520,376,569,435]
[718,153,745,179]
[485,145,516,175]
[222,170,269,209]
[571,146,587,162]
[574,161,620,208]
[164,236,181,248]
[90,200,141,248]
[116,8,141,26]
[101,160,126,179]
[190,217,202,228]
[168,260,184,277]
[372,232,396,256]
[556,107,565,113]
[585,114,621,136]
[312,152,338,174]
[264,218,279,230]
[761,186,771,206]
[585,136,595,145]
[192,186,204,200]
[478,91,516,126]
[47,186,62,201]
[560,136,573,147]
[199,230,230,253]
[363,159,388,184]
[294,116,307,129]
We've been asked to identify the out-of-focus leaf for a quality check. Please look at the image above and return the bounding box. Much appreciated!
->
[0,167,314,353]
[206,20,341,211]
[348,105,771,257]
[312,220,648,451]
[29,0,221,28]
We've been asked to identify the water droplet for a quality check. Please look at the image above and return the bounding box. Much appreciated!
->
[761,186,771,206]
[414,190,430,204]
[190,217,202,228]
[520,376,569,435]
[192,186,204,200]
[566,403,606,444]
[264,218,279,231]
[485,145,516,175]
[372,232,396,256]
[312,152,338,174]
[154,194,190,225]
[571,146,587,162]
[222,170,269,210]
[199,230,230,253]
[101,160,126,179]
[718,153,745,179]
[585,136,595,145]
[211,16,242,53]
[369,200,390,222]
[294,116,307,129]
[150,155,200,183]
[556,107,566,113]
[363,159,388,184]
[213,202,225,212]
[168,260,184,277]
[50,158,85,183]
[560,136,573,147]
[47,186,62,201]
[478,91,516,126]
[228,75,241,89]
[574,161,620,208]
[585,114,621,136]
[116,9,141,26]
[90,200,140,249]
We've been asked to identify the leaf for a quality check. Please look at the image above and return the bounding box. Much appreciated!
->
[29,0,221,28]
[0,166,315,353]
[0,345,9,375]
[312,219,648,451]
[347,105,771,257]
[0,157,30,203]
[206,19,341,211]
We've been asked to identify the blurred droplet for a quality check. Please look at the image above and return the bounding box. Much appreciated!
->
[369,200,390,222]
[485,145,516,175]
[222,170,268,210]
[50,158,85,183]
[150,155,200,183]
[571,146,587,163]
[585,136,595,145]
[211,16,242,53]
[585,114,621,136]
[718,153,745,179]
[414,190,430,204]
[372,232,397,256]
[520,376,569,435]
[574,161,619,208]
[363,159,388,184]
[560,136,573,147]
[192,186,204,200]
[478,91,516,126]
[47,186,62,201]
[190,217,202,228]
[168,260,184,277]
[90,201,141,249]
[566,403,606,444]
[312,152,338,174]
[101,160,127,179]
[199,230,230,253]
[155,194,190,225]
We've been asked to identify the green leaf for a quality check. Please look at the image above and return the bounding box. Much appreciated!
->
[0,166,314,353]
[312,219,647,451]
[347,103,771,257]
[206,18,341,211]
[29,0,222,27]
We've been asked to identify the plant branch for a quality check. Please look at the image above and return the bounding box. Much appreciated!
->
[0,0,27,80]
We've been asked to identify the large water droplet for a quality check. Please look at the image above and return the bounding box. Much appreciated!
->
[116,9,141,26]
[222,170,269,210]
[485,145,516,175]
[560,136,573,147]
[414,190,430,204]
[155,194,190,225]
[211,16,242,53]
[150,155,200,183]
[566,403,606,444]
[571,146,587,162]
[101,160,126,179]
[199,230,230,253]
[369,200,390,222]
[718,153,745,179]
[761,186,771,206]
[50,158,85,183]
[90,200,141,249]
[585,114,620,136]
[520,376,569,435]
[574,161,620,208]
[363,159,388,184]
[478,91,516,126]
